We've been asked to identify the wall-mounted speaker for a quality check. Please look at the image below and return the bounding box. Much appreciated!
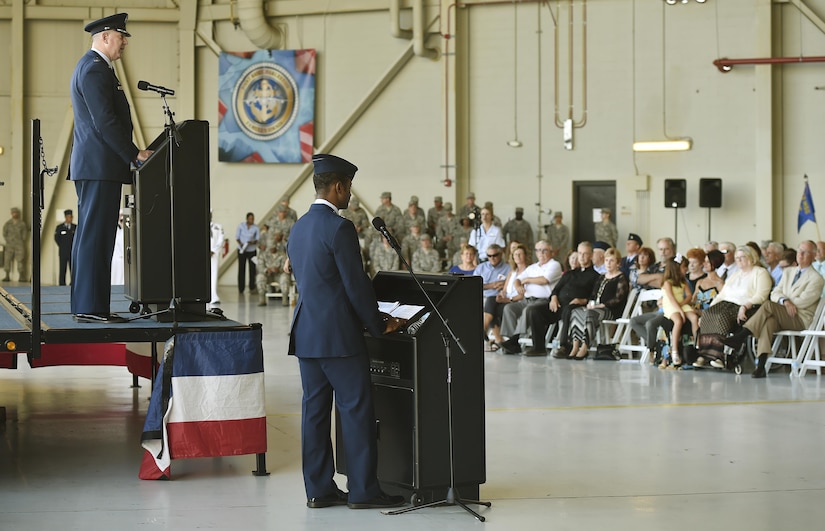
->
[664,179,686,208]
[699,178,722,208]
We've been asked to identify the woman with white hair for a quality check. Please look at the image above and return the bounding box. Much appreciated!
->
[695,245,772,366]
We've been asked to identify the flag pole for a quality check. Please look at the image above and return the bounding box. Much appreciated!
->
[805,175,822,241]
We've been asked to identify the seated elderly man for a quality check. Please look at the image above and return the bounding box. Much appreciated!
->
[628,237,677,357]
[722,240,824,378]
[499,240,562,353]
[527,241,600,358]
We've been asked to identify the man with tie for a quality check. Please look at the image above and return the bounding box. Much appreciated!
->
[54,209,77,286]
[723,240,824,378]
[69,13,152,322]
[287,154,406,510]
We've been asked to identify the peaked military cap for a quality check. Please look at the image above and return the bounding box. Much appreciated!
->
[85,13,131,37]
[312,154,358,177]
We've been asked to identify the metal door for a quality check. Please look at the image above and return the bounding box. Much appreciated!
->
[573,181,616,246]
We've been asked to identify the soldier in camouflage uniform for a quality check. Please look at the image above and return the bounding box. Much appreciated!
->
[371,235,400,275]
[502,207,534,251]
[278,196,298,223]
[3,207,29,282]
[457,192,478,222]
[594,207,618,248]
[341,197,370,240]
[340,196,371,269]
[426,195,445,237]
[435,202,461,259]
[412,234,442,273]
[401,221,424,264]
[374,191,404,238]
[400,198,426,239]
[546,211,570,260]
[269,205,294,243]
[256,230,291,306]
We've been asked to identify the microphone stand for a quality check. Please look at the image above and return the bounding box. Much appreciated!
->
[379,232,491,522]
[128,94,183,326]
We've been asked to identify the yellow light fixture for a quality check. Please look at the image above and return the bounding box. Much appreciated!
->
[632,139,692,152]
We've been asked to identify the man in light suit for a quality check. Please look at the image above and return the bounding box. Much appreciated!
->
[723,240,824,378]
[287,154,405,510]
[69,13,152,322]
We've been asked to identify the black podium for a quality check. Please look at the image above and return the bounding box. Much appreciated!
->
[336,272,486,504]
[124,120,210,320]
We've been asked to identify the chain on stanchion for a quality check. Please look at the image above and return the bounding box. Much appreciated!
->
[37,136,58,211]
[39,137,58,177]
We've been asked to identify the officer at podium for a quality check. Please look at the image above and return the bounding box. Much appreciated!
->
[287,154,406,510]
[69,13,152,322]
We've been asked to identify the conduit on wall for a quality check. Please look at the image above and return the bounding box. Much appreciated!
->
[713,56,825,72]
[390,0,439,59]
[237,0,284,49]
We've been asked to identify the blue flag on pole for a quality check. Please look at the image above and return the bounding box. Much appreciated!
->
[798,178,816,232]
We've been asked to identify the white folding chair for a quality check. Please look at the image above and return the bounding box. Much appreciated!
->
[599,289,638,345]
[786,298,825,377]
[766,298,825,378]
[616,289,663,365]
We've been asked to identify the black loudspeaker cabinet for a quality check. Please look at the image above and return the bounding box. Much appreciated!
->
[335,272,486,504]
[664,179,687,208]
[124,120,210,319]
[699,178,723,208]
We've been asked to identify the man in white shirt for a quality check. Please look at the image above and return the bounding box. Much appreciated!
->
[499,240,562,353]
[716,241,739,280]
[763,241,784,286]
[592,241,609,274]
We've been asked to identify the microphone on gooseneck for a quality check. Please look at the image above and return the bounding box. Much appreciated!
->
[137,80,175,96]
[372,217,401,251]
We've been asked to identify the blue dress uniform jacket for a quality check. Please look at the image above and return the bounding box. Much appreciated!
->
[287,202,385,502]
[70,50,138,184]
[288,203,385,355]
[69,50,140,314]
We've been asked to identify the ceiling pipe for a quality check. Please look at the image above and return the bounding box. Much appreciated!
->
[413,0,439,59]
[390,0,413,39]
[237,0,284,50]
[713,56,825,73]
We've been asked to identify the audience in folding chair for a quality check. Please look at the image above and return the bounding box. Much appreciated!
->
[692,250,725,313]
[498,240,563,354]
[722,241,824,378]
[695,245,772,367]
[566,247,629,360]
[628,238,676,358]
[521,241,599,358]
[486,244,529,349]
[628,246,657,293]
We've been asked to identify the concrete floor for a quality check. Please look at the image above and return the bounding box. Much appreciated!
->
[2,288,825,530]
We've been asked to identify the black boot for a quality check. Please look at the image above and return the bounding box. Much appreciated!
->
[722,327,752,351]
[752,353,768,379]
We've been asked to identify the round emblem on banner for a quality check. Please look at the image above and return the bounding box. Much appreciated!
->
[233,62,298,141]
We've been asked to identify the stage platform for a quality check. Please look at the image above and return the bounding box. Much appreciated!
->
[0,285,256,363]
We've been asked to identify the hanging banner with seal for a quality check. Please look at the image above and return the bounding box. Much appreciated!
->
[218,49,316,163]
